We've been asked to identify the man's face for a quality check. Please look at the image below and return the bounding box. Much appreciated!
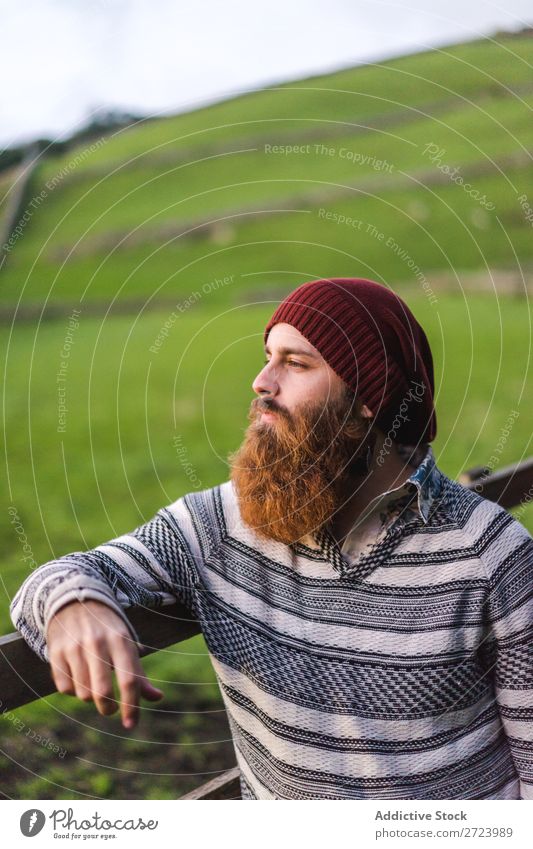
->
[251,323,347,420]
[229,323,375,545]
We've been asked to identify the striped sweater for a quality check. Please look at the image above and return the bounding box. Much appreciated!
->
[10,443,533,799]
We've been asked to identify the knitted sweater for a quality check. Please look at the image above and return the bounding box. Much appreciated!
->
[10,444,533,799]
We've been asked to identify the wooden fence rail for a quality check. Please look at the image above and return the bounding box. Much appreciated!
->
[2,456,533,799]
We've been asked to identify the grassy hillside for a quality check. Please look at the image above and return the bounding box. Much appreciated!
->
[1,33,532,309]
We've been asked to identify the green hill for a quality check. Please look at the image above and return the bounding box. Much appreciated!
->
[1,33,532,309]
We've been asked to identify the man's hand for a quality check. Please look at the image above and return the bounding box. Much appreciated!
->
[46,599,163,729]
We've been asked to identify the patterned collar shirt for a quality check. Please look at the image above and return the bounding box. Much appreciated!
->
[10,442,533,800]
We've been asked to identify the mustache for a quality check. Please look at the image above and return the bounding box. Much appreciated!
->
[251,396,290,420]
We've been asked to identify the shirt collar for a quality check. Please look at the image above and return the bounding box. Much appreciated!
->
[392,441,441,525]
[294,443,442,578]
[336,441,440,529]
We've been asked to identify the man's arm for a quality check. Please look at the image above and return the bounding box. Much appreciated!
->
[482,513,533,800]
[9,495,202,726]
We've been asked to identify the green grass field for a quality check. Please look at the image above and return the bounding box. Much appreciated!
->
[1,31,532,799]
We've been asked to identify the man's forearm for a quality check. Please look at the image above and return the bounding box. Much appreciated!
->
[10,498,202,663]
[10,557,142,662]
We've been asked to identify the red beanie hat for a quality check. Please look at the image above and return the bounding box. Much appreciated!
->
[263,277,437,445]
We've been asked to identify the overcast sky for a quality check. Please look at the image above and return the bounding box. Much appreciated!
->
[1,0,531,148]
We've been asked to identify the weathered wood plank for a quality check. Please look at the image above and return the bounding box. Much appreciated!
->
[461,457,533,509]
[0,603,200,712]
[179,767,242,800]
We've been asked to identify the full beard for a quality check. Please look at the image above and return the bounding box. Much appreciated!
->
[228,390,376,545]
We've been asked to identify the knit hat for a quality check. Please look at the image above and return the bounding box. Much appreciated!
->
[263,277,437,445]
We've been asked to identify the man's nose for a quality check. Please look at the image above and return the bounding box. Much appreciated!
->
[252,361,279,397]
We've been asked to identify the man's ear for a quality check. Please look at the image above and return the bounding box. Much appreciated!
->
[361,404,374,419]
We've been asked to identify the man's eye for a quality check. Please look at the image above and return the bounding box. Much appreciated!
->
[262,358,306,369]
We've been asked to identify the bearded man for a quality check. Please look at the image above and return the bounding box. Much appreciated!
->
[11,277,533,800]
